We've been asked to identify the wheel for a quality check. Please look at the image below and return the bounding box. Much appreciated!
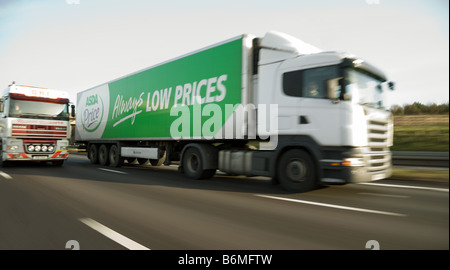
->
[0,152,10,167]
[277,149,317,193]
[98,144,110,166]
[88,144,99,164]
[149,152,166,166]
[109,144,124,167]
[182,147,215,179]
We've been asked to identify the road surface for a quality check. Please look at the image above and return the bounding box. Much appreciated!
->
[0,153,448,250]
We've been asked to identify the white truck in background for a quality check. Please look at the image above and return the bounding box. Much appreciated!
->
[75,31,395,192]
[0,83,73,166]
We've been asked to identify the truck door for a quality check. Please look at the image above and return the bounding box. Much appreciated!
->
[275,63,343,146]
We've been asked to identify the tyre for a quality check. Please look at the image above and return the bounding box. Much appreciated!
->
[182,147,215,179]
[109,144,124,167]
[0,157,10,167]
[88,144,99,164]
[0,149,8,167]
[277,149,317,193]
[98,144,110,166]
[149,152,166,166]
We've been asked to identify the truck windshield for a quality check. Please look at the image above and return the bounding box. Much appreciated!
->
[344,68,385,109]
[9,99,69,120]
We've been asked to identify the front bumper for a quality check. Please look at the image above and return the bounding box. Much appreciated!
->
[4,150,69,161]
[320,148,392,184]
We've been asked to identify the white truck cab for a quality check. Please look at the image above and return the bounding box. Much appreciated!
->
[0,83,72,166]
[250,32,394,189]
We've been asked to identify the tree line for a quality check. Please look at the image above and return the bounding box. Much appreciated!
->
[390,102,449,115]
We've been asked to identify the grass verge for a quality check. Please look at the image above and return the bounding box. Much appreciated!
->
[392,125,449,152]
[392,168,449,182]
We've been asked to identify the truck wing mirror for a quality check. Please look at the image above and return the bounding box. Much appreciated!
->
[388,81,395,91]
[71,104,76,117]
[0,98,4,113]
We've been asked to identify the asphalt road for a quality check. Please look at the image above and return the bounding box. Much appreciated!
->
[0,153,448,250]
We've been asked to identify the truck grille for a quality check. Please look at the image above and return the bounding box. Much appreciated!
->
[366,117,393,173]
[11,124,68,138]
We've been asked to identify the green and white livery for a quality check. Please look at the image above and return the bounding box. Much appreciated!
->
[76,32,395,193]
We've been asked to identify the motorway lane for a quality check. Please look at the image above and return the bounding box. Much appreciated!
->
[0,166,125,250]
[0,153,448,250]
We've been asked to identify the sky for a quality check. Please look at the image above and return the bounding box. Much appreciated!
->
[0,0,448,108]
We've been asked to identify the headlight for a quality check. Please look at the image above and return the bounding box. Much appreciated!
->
[48,145,54,152]
[342,158,365,167]
[7,145,19,151]
[42,145,48,152]
[28,145,35,152]
[35,145,42,152]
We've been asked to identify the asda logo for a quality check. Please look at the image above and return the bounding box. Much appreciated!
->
[86,94,98,106]
[82,94,104,132]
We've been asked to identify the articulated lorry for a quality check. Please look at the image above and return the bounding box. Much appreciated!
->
[75,31,394,192]
[0,83,72,166]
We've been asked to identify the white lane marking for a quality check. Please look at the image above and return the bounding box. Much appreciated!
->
[358,192,410,199]
[256,195,407,217]
[0,170,12,179]
[98,168,128,174]
[79,218,150,250]
[359,182,448,192]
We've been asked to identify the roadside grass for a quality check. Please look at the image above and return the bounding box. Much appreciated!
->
[392,117,448,182]
[392,125,449,152]
[392,168,449,182]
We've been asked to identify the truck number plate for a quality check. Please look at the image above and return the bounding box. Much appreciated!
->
[32,155,48,160]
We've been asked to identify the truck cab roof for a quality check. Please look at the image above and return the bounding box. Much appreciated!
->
[3,83,69,101]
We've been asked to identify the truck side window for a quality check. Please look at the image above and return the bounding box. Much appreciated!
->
[302,66,339,99]
[283,70,303,97]
[283,65,338,98]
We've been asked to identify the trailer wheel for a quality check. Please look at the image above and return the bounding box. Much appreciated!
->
[277,149,317,193]
[183,147,215,179]
[98,144,110,166]
[109,144,124,167]
[150,152,166,166]
[88,144,99,164]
